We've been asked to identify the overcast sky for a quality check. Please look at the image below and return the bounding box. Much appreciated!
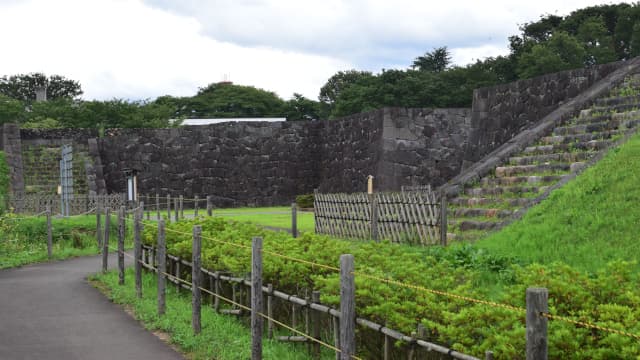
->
[0,0,628,101]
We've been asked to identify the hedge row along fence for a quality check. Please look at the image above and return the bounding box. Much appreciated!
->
[94,202,640,359]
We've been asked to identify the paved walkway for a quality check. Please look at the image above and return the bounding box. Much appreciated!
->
[0,254,183,360]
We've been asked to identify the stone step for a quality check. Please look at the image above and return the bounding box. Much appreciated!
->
[494,163,576,177]
[451,220,505,231]
[481,174,566,186]
[450,208,513,218]
[522,140,612,155]
[509,152,593,165]
[465,185,548,197]
[570,113,612,125]
[540,130,622,145]
[553,122,610,136]
[449,197,532,208]
[594,95,640,107]
[590,102,638,114]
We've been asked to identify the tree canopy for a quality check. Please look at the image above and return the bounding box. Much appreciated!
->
[0,73,82,102]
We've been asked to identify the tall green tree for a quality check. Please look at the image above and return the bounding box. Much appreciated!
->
[412,47,451,72]
[0,73,82,101]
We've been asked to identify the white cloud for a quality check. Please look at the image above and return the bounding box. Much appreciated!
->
[144,0,626,67]
[0,0,350,100]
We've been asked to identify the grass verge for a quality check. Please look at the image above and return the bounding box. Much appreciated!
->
[90,269,328,360]
[0,213,123,269]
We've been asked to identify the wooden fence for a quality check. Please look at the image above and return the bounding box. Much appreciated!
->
[314,189,443,245]
[4,193,125,215]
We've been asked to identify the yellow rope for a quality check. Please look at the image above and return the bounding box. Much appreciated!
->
[541,312,640,340]
[353,271,526,314]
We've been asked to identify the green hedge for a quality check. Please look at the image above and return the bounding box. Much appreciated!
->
[143,218,640,359]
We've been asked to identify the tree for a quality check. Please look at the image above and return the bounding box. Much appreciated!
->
[284,93,320,121]
[517,31,586,79]
[577,16,617,65]
[412,47,451,72]
[176,82,286,118]
[0,73,82,102]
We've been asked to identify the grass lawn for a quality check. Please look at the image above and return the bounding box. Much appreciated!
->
[473,132,640,273]
[90,269,331,360]
[152,206,316,233]
[0,213,122,269]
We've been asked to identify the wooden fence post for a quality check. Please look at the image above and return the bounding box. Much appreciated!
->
[157,219,166,315]
[207,195,213,216]
[526,287,548,360]
[370,194,379,242]
[146,196,150,220]
[267,283,274,338]
[340,254,355,360]
[251,236,263,360]
[102,208,110,273]
[96,205,102,247]
[179,195,184,219]
[174,198,179,223]
[333,316,340,360]
[156,193,160,220]
[440,190,448,246]
[118,206,125,285]
[134,205,142,298]
[192,225,202,334]
[485,350,494,360]
[312,290,321,359]
[46,206,52,259]
[213,271,220,312]
[291,203,298,238]
[166,194,171,220]
[194,195,199,217]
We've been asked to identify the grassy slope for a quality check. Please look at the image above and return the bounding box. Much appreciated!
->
[91,269,328,360]
[475,133,640,272]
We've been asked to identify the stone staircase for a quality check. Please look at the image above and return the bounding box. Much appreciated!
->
[448,76,640,241]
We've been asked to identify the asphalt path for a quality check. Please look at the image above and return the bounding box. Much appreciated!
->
[0,253,183,360]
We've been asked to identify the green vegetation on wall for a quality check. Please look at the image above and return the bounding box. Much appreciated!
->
[0,151,9,213]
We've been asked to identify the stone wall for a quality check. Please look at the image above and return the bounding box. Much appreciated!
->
[466,60,625,162]
[99,122,323,207]
[377,108,471,190]
[316,110,384,193]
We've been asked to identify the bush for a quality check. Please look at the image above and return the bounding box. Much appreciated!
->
[295,194,314,209]
[142,218,640,359]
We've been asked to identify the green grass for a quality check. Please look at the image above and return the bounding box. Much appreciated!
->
[90,269,329,360]
[156,206,316,233]
[0,213,123,269]
[474,132,640,273]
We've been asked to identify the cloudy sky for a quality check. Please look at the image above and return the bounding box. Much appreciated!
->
[0,0,627,100]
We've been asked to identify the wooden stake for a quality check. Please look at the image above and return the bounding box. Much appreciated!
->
[251,236,263,360]
[194,195,199,217]
[96,205,102,247]
[46,206,52,259]
[207,195,213,216]
[157,219,166,315]
[102,208,110,273]
[118,206,125,285]
[192,225,202,334]
[134,205,142,298]
[291,203,298,238]
[526,287,548,360]
[339,254,355,360]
